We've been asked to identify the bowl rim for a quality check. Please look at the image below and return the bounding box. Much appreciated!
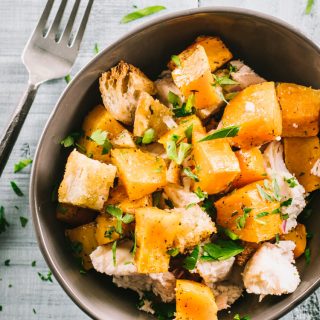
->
[30,6,320,320]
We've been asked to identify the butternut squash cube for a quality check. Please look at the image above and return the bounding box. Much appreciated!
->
[234,148,266,188]
[284,137,320,192]
[58,150,117,211]
[78,105,135,163]
[221,82,282,149]
[158,114,205,146]
[193,132,240,194]
[111,149,167,200]
[133,92,173,140]
[281,223,307,258]
[277,83,320,137]
[175,280,218,320]
[215,181,282,243]
[65,222,98,270]
[135,207,180,273]
[171,44,223,110]
[56,203,97,226]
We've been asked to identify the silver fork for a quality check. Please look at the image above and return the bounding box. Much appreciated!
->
[0,0,94,176]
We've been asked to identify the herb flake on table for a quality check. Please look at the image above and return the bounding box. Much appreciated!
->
[94,43,99,54]
[202,240,244,261]
[14,158,32,173]
[4,259,10,266]
[199,125,240,142]
[10,181,24,196]
[38,271,53,282]
[0,206,9,234]
[120,5,166,24]
[31,260,36,267]
[19,216,28,227]
[64,74,71,83]
[33,308,36,314]
[305,0,315,14]
[183,245,199,270]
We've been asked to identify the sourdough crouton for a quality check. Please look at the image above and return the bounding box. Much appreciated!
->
[99,61,156,125]
[58,150,117,211]
[210,282,243,310]
[164,183,200,208]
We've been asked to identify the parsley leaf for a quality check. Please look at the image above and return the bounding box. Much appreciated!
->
[256,183,274,202]
[94,43,99,54]
[212,74,239,86]
[166,140,191,165]
[183,167,199,182]
[305,0,315,14]
[305,247,311,264]
[183,245,199,270]
[202,240,244,261]
[122,213,135,224]
[184,124,193,143]
[64,74,71,83]
[4,259,10,266]
[0,206,9,234]
[31,261,36,267]
[172,93,196,118]
[167,91,181,107]
[112,241,117,266]
[171,55,181,67]
[194,187,208,200]
[60,131,82,148]
[106,205,134,234]
[10,181,24,196]
[90,129,112,154]
[167,248,179,257]
[234,314,251,320]
[236,208,251,229]
[281,198,293,207]
[285,177,298,188]
[199,125,240,142]
[221,227,239,240]
[38,271,53,282]
[14,158,32,173]
[121,5,166,23]
[19,216,28,227]
[142,128,155,144]
[255,211,269,219]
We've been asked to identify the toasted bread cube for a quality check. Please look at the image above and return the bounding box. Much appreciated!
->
[111,148,167,200]
[65,222,98,270]
[176,280,218,320]
[99,61,156,125]
[221,82,282,149]
[234,148,266,188]
[215,180,282,243]
[171,45,223,111]
[166,161,181,184]
[133,92,173,139]
[56,203,97,226]
[58,150,117,210]
[105,183,152,214]
[135,207,180,273]
[277,83,320,137]
[284,137,320,192]
[158,114,205,146]
[78,105,135,163]
[193,132,240,194]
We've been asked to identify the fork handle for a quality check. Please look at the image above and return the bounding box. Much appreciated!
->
[0,82,39,176]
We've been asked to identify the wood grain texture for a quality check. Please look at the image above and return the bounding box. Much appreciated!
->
[0,0,319,319]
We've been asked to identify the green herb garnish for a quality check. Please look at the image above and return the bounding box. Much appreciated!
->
[167,248,179,257]
[121,5,166,23]
[171,55,181,67]
[104,226,117,239]
[194,187,208,200]
[223,228,239,240]
[202,239,244,261]
[14,158,32,173]
[90,129,112,154]
[234,314,251,320]
[38,271,53,282]
[236,208,251,229]
[305,247,311,264]
[171,93,196,118]
[183,167,199,182]
[10,181,24,196]
[305,0,315,14]
[285,177,298,188]
[281,198,293,207]
[183,245,199,270]
[184,124,193,143]
[112,241,117,266]
[256,183,274,202]
[255,211,269,219]
[168,91,181,107]
[33,308,36,314]
[19,216,28,227]
[64,74,71,83]
[31,261,36,267]
[199,125,240,142]
[4,259,10,266]
[142,128,155,144]
[94,43,99,54]
[0,206,9,234]
[60,131,82,148]
[212,74,239,86]
[106,205,134,234]
[275,233,280,244]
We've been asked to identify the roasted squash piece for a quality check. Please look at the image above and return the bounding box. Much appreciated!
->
[281,223,307,258]
[135,207,180,273]
[284,137,320,192]
[105,183,152,214]
[193,132,240,194]
[175,280,218,320]
[277,83,320,137]
[78,105,135,163]
[133,92,173,140]
[215,180,282,243]
[56,203,97,226]
[166,160,181,184]
[171,44,223,111]
[234,148,266,188]
[65,222,98,270]
[111,149,167,200]
[158,114,205,146]
[221,82,282,149]
[58,150,117,211]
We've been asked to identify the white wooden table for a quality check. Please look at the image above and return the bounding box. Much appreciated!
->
[0,1,319,319]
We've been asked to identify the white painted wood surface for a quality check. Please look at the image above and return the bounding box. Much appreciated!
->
[0,0,319,319]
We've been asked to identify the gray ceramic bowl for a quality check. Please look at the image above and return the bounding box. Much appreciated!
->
[30,7,320,320]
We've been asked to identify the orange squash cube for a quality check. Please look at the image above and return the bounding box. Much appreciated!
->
[193,132,240,194]
[234,148,266,188]
[281,223,307,258]
[135,207,180,273]
[284,137,320,192]
[111,148,167,200]
[221,82,282,149]
[215,180,282,243]
[175,280,218,320]
[277,83,320,137]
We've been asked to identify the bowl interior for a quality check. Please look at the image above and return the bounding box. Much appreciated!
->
[31,8,320,320]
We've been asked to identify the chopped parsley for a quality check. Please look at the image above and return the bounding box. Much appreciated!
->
[38,271,53,282]
[275,233,280,244]
[236,208,251,229]
[112,241,117,266]
[166,140,191,165]
[70,241,83,255]
[272,178,281,201]
[199,125,240,142]
[14,158,33,173]
[194,187,208,200]
[131,232,137,257]
[167,91,181,107]
[90,129,112,154]
[281,198,293,207]
[234,314,251,320]
[184,124,193,143]
[305,247,311,264]
[222,227,239,240]
[305,0,315,14]
[167,248,179,257]
[104,226,117,239]
[183,245,199,270]
[60,131,82,148]
[255,211,269,219]
[10,181,24,196]
[33,308,36,314]
[256,183,274,202]
[183,167,199,182]
[212,74,239,86]
[31,261,36,267]
[94,43,99,54]
[171,55,181,67]
[285,177,298,188]
[4,259,10,266]
[120,5,166,23]
[0,206,9,234]
[202,239,244,261]
[171,93,196,118]
[19,216,28,227]
[64,74,71,83]
[142,128,155,144]
[105,205,134,234]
